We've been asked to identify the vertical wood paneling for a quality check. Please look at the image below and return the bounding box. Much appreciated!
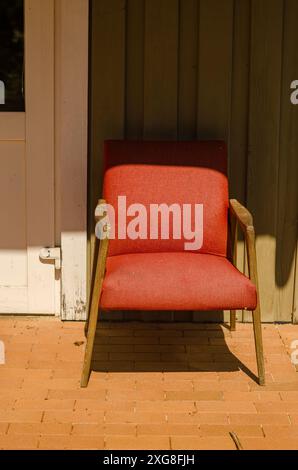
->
[144,0,179,139]
[229,0,251,322]
[89,0,126,315]
[195,0,234,323]
[125,0,145,139]
[277,0,298,322]
[178,0,199,140]
[143,0,179,320]
[197,0,234,139]
[229,0,250,202]
[247,0,284,322]
[90,0,298,323]
[90,0,125,211]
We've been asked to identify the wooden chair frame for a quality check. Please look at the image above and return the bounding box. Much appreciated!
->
[81,198,265,387]
[229,199,265,385]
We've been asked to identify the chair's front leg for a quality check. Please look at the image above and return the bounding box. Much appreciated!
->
[81,236,109,387]
[80,271,102,387]
[246,227,265,386]
[229,200,265,386]
[81,200,110,388]
[252,305,265,386]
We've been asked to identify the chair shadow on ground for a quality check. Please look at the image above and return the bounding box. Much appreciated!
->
[90,313,259,384]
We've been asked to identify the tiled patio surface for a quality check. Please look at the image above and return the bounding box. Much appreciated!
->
[0,316,298,450]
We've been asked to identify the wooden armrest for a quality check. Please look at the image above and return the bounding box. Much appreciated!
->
[95,198,111,234]
[95,199,107,223]
[229,199,258,289]
[229,199,254,232]
[94,198,110,273]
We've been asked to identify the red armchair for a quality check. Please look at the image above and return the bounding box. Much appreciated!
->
[81,141,265,387]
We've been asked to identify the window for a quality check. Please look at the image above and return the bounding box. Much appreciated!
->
[0,0,24,111]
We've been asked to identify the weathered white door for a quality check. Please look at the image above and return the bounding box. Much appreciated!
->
[0,0,58,314]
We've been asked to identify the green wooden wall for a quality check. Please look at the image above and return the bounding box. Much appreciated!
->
[89,0,298,323]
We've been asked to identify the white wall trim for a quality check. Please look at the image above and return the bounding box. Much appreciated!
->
[55,0,89,320]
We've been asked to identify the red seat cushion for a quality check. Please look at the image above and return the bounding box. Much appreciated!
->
[103,141,229,257]
[101,253,257,311]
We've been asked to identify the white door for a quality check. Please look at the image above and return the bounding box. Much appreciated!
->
[0,0,59,314]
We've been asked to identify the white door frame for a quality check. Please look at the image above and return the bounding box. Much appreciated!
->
[0,0,58,314]
[55,0,89,320]
[0,0,88,318]
[25,0,58,314]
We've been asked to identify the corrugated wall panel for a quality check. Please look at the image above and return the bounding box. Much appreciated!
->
[229,0,251,323]
[144,0,179,139]
[197,0,234,140]
[247,0,284,322]
[89,0,126,321]
[277,0,298,322]
[125,0,144,139]
[90,0,298,322]
[178,0,198,140]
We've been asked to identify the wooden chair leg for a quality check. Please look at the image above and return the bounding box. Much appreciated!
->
[81,199,109,388]
[252,306,265,386]
[81,244,107,387]
[229,201,265,385]
[230,310,236,331]
[84,238,100,336]
[81,292,100,388]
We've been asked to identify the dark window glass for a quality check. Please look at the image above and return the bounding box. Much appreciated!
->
[0,0,24,111]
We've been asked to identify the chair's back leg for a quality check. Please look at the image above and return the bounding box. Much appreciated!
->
[229,215,238,332]
[230,310,236,331]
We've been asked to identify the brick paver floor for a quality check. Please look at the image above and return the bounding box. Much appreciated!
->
[0,316,298,450]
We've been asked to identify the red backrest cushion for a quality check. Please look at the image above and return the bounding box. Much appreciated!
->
[103,141,229,257]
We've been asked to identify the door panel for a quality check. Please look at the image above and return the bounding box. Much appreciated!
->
[0,0,58,314]
[0,139,27,287]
